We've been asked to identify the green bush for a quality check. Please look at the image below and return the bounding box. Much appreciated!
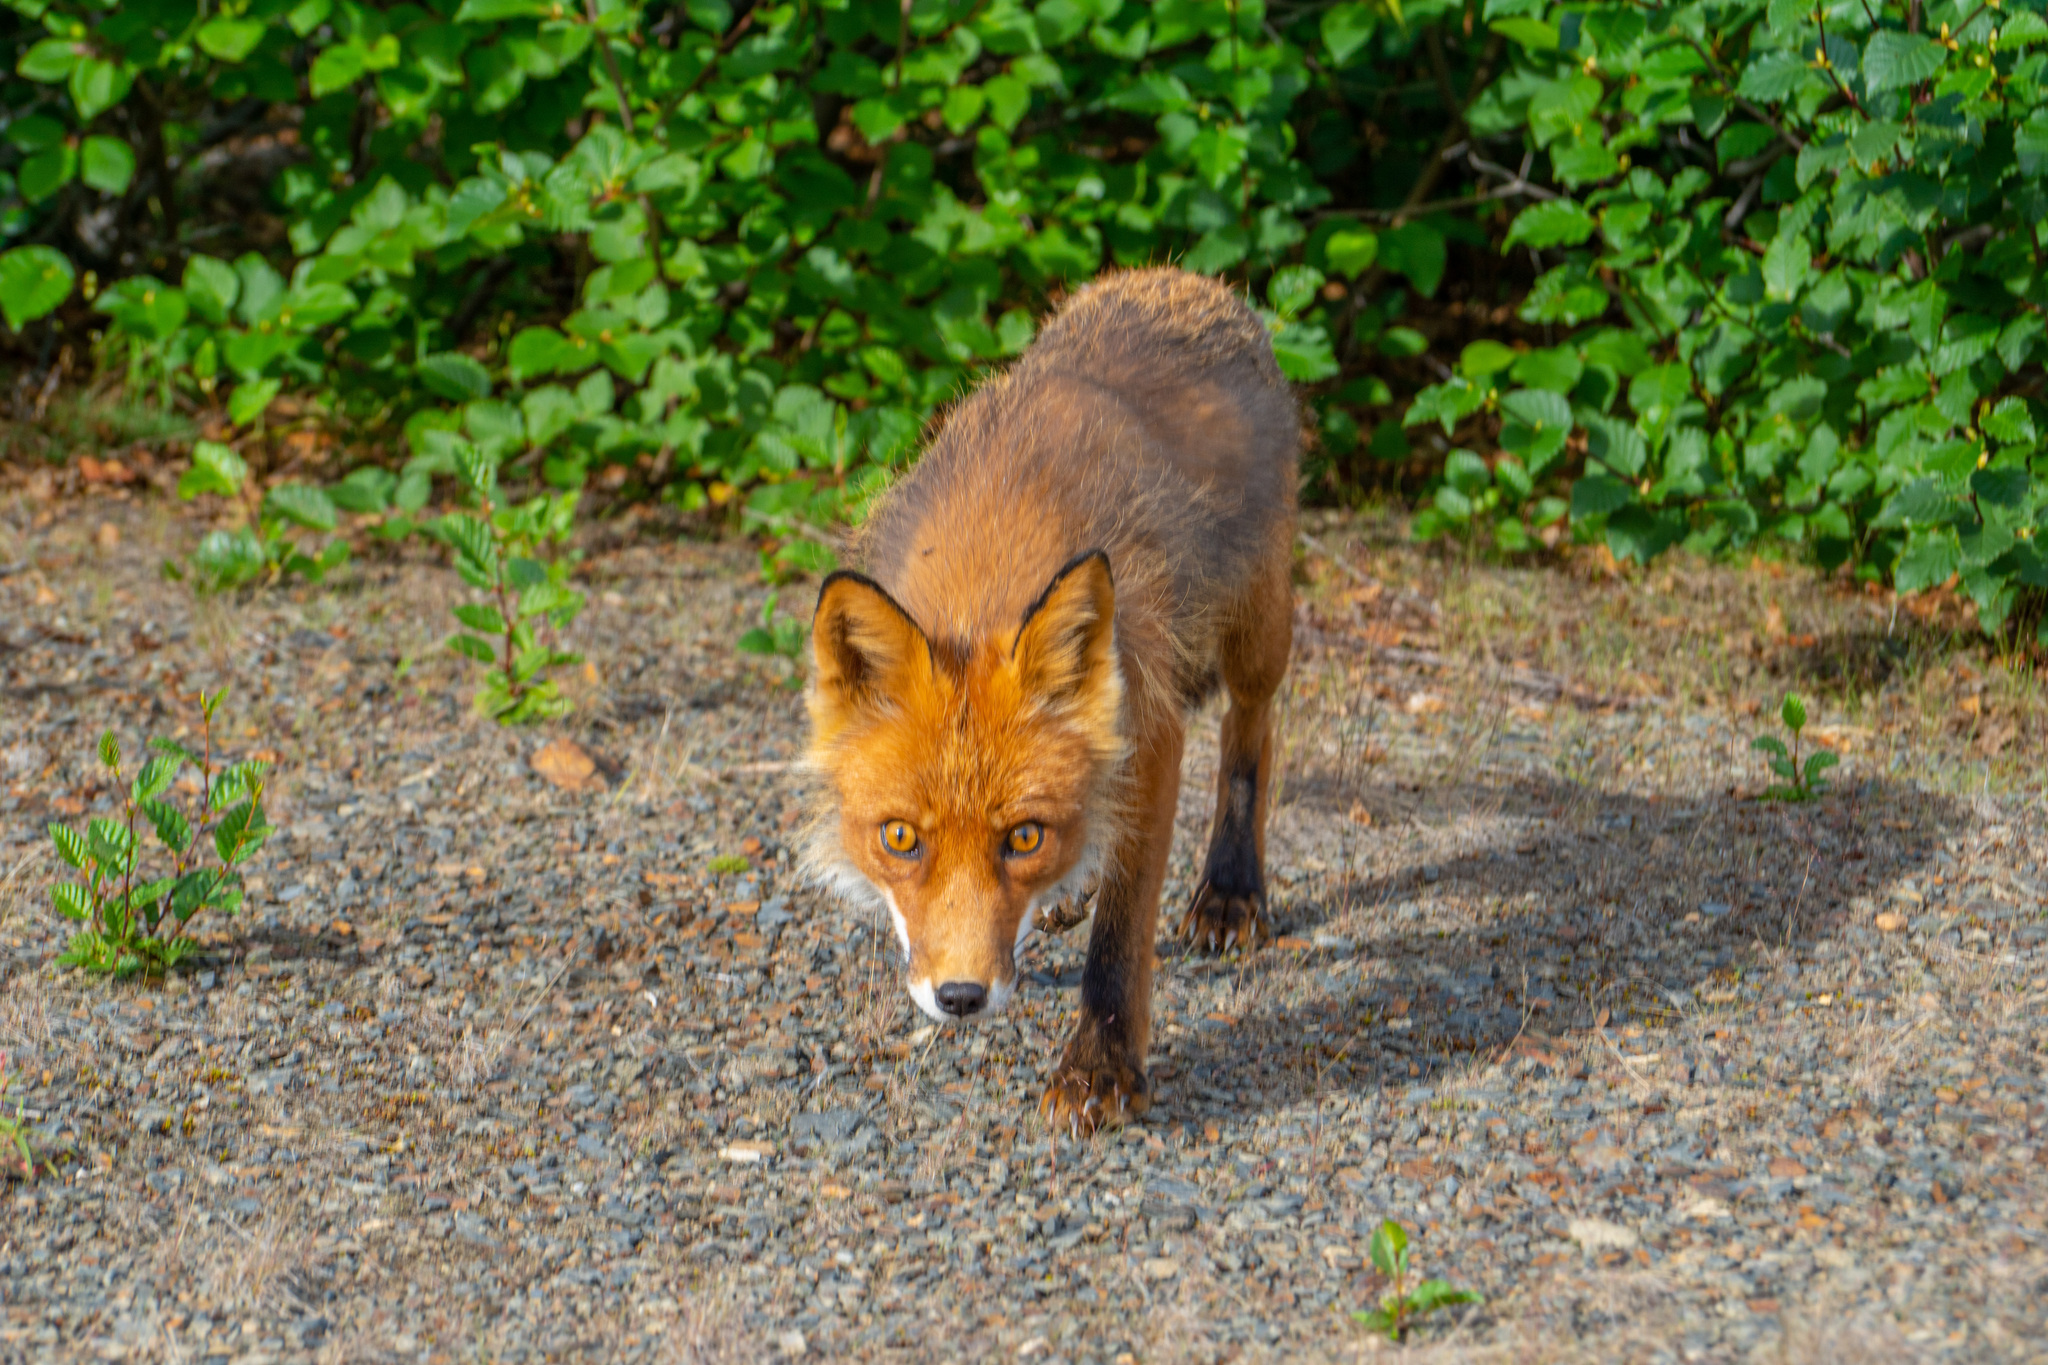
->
[9,0,2038,645]
[0,0,1493,560]
[1407,0,2048,639]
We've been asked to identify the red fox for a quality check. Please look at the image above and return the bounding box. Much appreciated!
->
[805,268,1299,1135]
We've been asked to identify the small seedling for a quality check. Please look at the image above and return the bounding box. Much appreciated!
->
[708,854,751,875]
[439,447,586,724]
[171,439,350,590]
[1352,1218,1482,1342]
[737,589,809,688]
[0,1052,33,1180]
[1751,692,1837,802]
[47,688,271,977]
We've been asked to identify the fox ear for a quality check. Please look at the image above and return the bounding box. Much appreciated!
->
[810,571,930,738]
[1011,551,1121,726]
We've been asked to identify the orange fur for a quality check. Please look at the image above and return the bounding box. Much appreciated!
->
[805,268,1299,1133]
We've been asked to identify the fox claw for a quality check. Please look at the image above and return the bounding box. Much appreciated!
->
[1040,1058,1147,1138]
[1177,881,1266,955]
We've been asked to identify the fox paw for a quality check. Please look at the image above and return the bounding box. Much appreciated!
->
[1177,881,1266,953]
[1039,1057,1149,1138]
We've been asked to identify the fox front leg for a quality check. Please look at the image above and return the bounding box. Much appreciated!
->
[1039,721,1183,1138]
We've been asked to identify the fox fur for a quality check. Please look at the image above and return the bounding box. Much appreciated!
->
[805,267,1299,1134]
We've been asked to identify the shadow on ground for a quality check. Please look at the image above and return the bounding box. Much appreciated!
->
[1143,772,1971,1118]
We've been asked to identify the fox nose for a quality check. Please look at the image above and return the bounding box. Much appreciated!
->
[934,981,987,1017]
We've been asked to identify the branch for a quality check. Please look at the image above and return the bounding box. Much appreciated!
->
[587,0,666,279]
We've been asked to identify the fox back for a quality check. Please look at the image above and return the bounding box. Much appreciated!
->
[807,269,1299,1020]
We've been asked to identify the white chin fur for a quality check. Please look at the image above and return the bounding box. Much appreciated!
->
[984,974,1016,1016]
[906,978,946,1023]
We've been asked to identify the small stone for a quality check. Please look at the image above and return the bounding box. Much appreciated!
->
[721,1140,773,1163]
[774,1328,807,1357]
[792,1109,861,1143]
[1567,1217,1639,1252]
[1874,911,1907,933]
[1141,1257,1179,1281]
[1767,1157,1806,1179]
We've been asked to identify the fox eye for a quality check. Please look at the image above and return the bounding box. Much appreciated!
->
[881,821,920,857]
[1006,822,1044,856]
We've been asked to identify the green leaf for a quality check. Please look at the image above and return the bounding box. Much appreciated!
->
[1762,233,1811,302]
[419,352,493,401]
[182,255,240,323]
[263,483,338,531]
[1268,265,1324,319]
[17,38,82,83]
[1490,17,1559,50]
[19,144,76,203]
[228,378,282,427]
[449,633,498,663]
[453,603,507,634]
[455,0,554,16]
[331,467,396,514]
[1571,474,1635,518]
[49,823,88,870]
[1444,449,1491,496]
[1321,4,1378,64]
[1270,322,1338,382]
[1751,735,1788,758]
[1323,228,1378,279]
[308,44,367,98]
[98,730,120,770]
[140,798,192,856]
[1981,399,2035,447]
[1863,30,1946,94]
[1379,223,1446,297]
[178,440,249,500]
[212,800,268,867]
[1894,528,1960,593]
[79,136,135,194]
[196,16,268,62]
[509,327,579,381]
[1351,1306,1397,1339]
[52,882,92,921]
[1780,693,1806,733]
[1406,1279,1482,1314]
[69,56,134,122]
[87,816,132,875]
[1459,341,1517,378]
[1405,378,1486,434]
[131,754,178,803]
[1368,1219,1408,1278]
[192,527,266,589]
[0,246,76,331]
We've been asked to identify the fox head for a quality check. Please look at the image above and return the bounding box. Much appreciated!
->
[804,551,1127,1022]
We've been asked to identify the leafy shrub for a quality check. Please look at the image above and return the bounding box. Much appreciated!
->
[170,438,351,590]
[1408,0,2048,639]
[46,691,271,977]
[0,0,1499,542]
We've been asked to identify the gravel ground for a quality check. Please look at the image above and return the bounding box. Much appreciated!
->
[2,484,2046,1364]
